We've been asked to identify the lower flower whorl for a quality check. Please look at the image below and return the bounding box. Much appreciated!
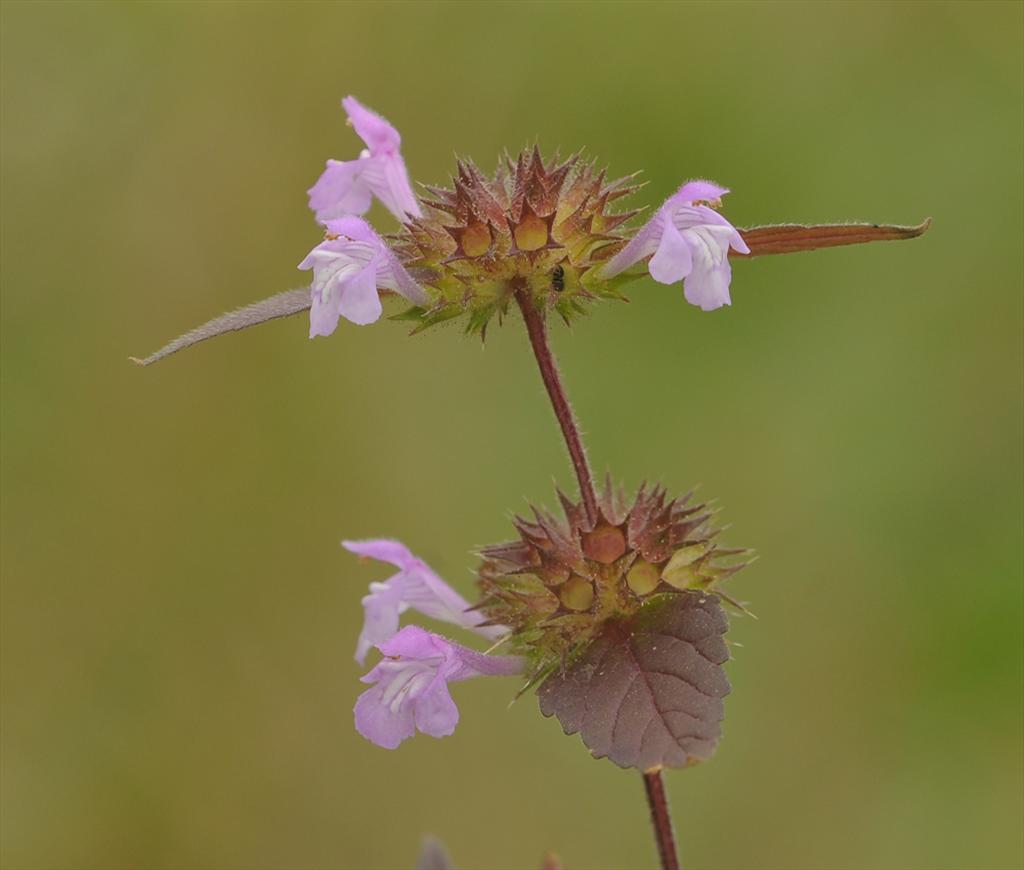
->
[475,482,750,681]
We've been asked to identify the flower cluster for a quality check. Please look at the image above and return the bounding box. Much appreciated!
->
[132,93,926,368]
[344,539,523,748]
[300,96,750,338]
[131,93,928,773]
[476,482,749,681]
[344,477,751,758]
[303,97,924,760]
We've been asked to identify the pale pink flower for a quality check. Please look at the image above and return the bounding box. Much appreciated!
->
[343,538,504,665]
[298,217,428,336]
[355,626,524,749]
[308,97,422,223]
[603,180,750,311]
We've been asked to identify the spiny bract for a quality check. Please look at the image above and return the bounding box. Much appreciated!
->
[390,147,646,336]
[475,480,751,683]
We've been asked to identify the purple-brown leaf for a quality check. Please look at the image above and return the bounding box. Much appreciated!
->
[735,219,930,258]
[538,592,730,771]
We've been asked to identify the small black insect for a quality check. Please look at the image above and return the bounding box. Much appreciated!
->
[551,264,565,293]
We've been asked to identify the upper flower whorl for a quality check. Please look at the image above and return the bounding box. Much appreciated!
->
[390,147,644,335]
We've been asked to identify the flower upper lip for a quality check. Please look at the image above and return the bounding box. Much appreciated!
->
[307,96,421,224]
[130,96,929,366]
[343,538,505,665]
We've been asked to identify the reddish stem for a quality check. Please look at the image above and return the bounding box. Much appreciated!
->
[644,770,680,870]
[515,287,680,870]
[514,288,598,526]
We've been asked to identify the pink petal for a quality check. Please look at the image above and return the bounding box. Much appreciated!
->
[354,683,417,749]
[377,152,422,219]
[343,539,417,570]
[307,159,373,222]
[308,98,421,222]
[298,228,428,336]
[336,260,383,325]
[354,153,421,221]
[684,261,733,311]
[343,539,504,647]
[309,288,342,338]
[352,627,525,749]
[376,624,443,659]
[378,246,430,306]
[410,672,461,739]
[601,215,663,278]
[674,180,729,204]
[648,220,693,284]
[322,216,378,244]
[729,228,751,255]
[342,96,401,155]
[354,582,406,665]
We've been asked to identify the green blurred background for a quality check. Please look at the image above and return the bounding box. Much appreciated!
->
[2,2,1021,868]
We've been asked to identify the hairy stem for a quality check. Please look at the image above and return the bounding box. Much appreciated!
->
[644,770,680,870]
[514,288,598,526]
[515,287,679,870]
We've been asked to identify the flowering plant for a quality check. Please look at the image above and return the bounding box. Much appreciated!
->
[133,96,927,868]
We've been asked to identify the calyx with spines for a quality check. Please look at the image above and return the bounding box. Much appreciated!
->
[391,147,645,336]
[474,479,751,683]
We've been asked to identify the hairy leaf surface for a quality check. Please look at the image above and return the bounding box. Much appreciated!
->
[736,219,930,257]
[130,288,311,367]
[538,592,730,771]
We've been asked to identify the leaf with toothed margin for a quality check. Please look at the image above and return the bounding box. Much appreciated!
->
[129,288,312,367]
[538,591,730,771]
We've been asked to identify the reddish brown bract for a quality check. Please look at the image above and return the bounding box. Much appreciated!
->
[391,148,644,334]
[475,481,750,679]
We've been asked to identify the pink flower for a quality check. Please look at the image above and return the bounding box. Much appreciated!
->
[603,180,750,311]
[307,96,422,223]
[354,626,524,749]
[343,538,505,665]
[298,216,428,336]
